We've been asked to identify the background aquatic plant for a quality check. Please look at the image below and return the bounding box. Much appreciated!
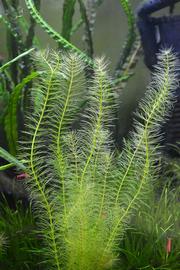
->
[119,183,180,270]
[16,49,178,270]
[24,0,139,81]
[0,48,35,154]
[0,198,42,270]
[0,0,40,157]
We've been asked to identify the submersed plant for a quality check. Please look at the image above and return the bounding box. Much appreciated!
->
[18,49,178,270]
[0,199,42,270]
[119,183,180,270]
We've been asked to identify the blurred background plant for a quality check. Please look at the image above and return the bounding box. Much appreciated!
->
[0,197,42,270]
[119,182,180,270]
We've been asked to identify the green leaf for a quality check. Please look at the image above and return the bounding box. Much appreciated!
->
[0,48,34,73]
[62,0,76,41]
[0,147,26,170]
[4,71,38,155]
[0,80,9,124]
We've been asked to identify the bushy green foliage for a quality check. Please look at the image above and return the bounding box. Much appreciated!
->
[119,183,180,270]
[17,49,178,270]
[0,199,42,270]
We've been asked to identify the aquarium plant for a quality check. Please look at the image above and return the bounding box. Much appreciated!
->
[0,0,40,156]
[14,48,178,270]
[119,183,180,270]
[0,198,42,270]
[0,1,179,270]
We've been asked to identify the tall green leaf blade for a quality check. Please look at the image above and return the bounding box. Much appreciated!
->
[62,0,76,41]
[4,71,38,155]
[0,79,9,124]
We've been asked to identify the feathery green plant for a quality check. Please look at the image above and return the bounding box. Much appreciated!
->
[17,48,178,270]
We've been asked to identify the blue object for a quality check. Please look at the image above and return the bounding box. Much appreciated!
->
[137,0,180,154]
[137,0,180,69]
[137,0,179,17]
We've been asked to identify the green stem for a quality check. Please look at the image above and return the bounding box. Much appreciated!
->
[0,48,34,73]
[0,163,14,171]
